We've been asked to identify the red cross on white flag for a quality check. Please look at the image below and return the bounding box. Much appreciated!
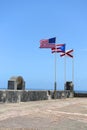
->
[60,49,74,58]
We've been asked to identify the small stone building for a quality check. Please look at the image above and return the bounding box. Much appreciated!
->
[8,76,25,90]
[65,81,74,91]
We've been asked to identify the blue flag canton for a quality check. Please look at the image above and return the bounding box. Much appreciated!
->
[49,37,56,43]
[58,44,66,52]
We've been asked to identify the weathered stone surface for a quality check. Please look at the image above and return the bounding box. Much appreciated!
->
[8,76,25,90]
[0,91,6,102]
[6,91,19,103]
[48,90,74,99]
[0,90,74,103]
[21,91,48,102]
[74,92,87,97]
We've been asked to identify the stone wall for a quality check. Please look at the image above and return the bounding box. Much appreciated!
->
[47,90,74,99]
[0,90,74,103]
[74,92,87,97]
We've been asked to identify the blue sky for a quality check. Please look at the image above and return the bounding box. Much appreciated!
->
[0,0,87,90]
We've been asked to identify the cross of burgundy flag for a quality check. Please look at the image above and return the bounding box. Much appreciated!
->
[60,49,74,58]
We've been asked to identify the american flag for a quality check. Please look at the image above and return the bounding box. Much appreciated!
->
[40,37,56,48]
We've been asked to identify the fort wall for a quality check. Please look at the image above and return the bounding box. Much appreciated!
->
[0,90,74,103]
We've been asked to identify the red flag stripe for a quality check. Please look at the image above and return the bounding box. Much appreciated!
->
[56,44,65,46]
[52,50,64,53]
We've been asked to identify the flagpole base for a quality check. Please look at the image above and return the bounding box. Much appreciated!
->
[54,81,57,91]
[53,82,57,99]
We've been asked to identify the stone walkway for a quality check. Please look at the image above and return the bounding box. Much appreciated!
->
[0,98,87,130]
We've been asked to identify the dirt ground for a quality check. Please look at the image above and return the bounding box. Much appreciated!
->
[0,98,87,130]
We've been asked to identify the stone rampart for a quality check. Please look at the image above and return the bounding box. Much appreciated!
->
[74,92,87,97]
[0,90,74,103]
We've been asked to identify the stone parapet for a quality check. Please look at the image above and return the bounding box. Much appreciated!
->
[0,90,74,103]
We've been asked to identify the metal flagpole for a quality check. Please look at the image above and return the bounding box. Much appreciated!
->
[72,51,74,88]
[64,54,66,90]
[53,41,57,92]
[54,52,57,91]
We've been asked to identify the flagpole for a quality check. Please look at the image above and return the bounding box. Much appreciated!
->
[64,54,66,90]
[54,52,57,91]
[72,51,74,89]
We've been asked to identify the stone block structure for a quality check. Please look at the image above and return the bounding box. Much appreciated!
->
[64,81,74,91]
[8,76,25,90]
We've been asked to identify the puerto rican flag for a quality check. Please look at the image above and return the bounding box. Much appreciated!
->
[51,44,66,53]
